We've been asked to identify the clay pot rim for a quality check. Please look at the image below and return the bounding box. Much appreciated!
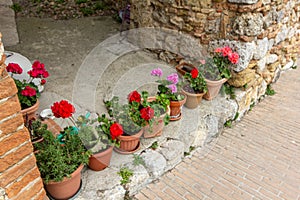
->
[205,78,228,85]
[182,88,206,97]
[117,128,143,140]
[45,164,84,185]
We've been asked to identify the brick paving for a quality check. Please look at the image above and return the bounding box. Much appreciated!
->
[135,66,300,200]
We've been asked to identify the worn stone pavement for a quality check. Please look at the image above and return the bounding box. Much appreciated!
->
[0,0,19,46]
[134,65,300,200]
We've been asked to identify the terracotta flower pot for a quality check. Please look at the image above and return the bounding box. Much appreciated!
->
[143,113,166,138]
[45,164,83,200]
[88,146,113,171]
[169,94,187,121]
[20,99,40,121]
[115,129,143,154]
[182,89,205,109]
[204,78,227,100]
[175,62,196,77]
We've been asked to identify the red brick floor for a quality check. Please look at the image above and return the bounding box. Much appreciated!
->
[134,66,300,200]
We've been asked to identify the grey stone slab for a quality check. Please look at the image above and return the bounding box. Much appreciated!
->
[0,0,13,6]
[0,5,19,46]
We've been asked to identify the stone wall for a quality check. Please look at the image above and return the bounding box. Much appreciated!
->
[130,0,300,117]
[0,33,46,200]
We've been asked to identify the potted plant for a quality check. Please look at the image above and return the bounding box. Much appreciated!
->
[127,90,169,139]
[25,119,46,153]
[151,68,186,121]
[35,100,90,200]
[6,61,49,120]
[104,95,143,154]
[77,113,123,171]
[199,46,239,100]
[182,68,207,109]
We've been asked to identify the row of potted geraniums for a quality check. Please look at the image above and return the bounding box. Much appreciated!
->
[151,68,187,121]
[182,68,208,109]
[35,100,91,200]
[6,61,49,120]
[200,46,239,100]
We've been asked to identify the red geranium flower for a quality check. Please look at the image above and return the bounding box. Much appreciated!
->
[191,68,199,79]
[7,63,23,74]
[110,123,123,140]
[221,46,232,57]
[140,106,154,121]
[128,90,141,103]
[21,86,36,97]
[41,79,46,85]
[51,100,75,119]
[228,52,239,64]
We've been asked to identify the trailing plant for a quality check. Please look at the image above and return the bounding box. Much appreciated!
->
[118,167,133,185]
[133,154,145,166]
[265,85,276,96]
[223,83,236,99]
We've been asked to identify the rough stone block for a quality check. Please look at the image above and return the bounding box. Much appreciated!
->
[141,149,166,178]
[159,140,184,170]
[228,68,256,88]
[233,13,264,37]
[253,37,269,60]
[125,163,150,196]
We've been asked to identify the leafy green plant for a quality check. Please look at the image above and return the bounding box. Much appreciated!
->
[183,68,207,93]
[133,154,145,166]
[35,127,91,184]
[265,85,275,96]
[150,141,159,150]
[76,0,88,4]
[26,119,47,141]
[184,146,195,156]
[224,83,236,99]
[80,7,94,16]
[11,3,22,12]
[224,120,232,128]
[118,167,133,185]
[224,112,239,128]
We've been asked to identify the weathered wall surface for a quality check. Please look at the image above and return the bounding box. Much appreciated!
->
[131,0,300,116]
[0,33,46,200]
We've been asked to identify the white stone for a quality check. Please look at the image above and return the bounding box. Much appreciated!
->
[253,37,269,60]
[159,140,184,170]
[262,0,271,4]
[257,56,267,71]
[266,54,278,64]
[275,25,288,44]
[126,163,151,196]
[282,61,294,71]
[268,39,274,50]
[142,149,167,178]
